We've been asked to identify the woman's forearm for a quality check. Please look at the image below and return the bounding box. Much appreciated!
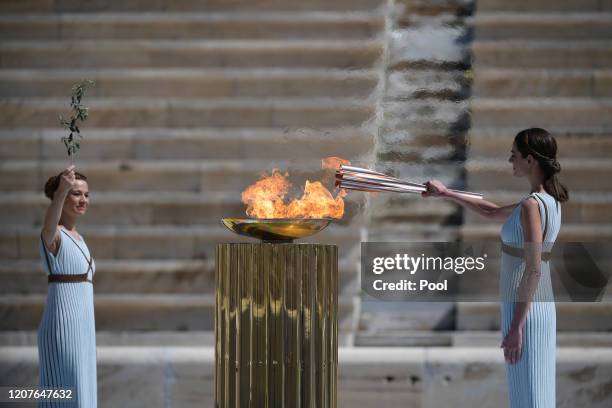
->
[41,191,68,243]
[511,259,542,329]
[442,190,503,219]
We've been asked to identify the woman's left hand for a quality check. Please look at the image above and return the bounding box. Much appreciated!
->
[501,325,523,364]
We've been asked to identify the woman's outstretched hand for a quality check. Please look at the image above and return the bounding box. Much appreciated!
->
[501,325,524,365]
[421,179,448,198]
[57,165,76,196]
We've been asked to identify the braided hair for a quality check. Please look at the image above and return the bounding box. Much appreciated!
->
[514,128,569,203]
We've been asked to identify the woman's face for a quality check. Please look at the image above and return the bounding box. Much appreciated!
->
[509,142,532,177]
[63,180,89,217]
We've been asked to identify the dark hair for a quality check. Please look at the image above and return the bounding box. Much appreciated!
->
[44,171,88,200]
[514,128,569,203]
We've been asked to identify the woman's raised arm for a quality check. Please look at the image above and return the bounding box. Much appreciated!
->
[41,165,75,254]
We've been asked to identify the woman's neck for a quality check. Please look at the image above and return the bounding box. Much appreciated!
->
[529,185,545,194]
[59,216,77,231]
[528,170,546,194]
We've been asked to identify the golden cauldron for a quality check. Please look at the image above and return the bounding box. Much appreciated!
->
[221,217,331,242]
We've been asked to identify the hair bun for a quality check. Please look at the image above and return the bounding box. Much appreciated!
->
[44,175,61,200]
[550,159,561,174]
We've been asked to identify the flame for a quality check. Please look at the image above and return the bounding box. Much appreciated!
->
[241,157,349,219]
[241,169,290,219]
[285,180,346,218]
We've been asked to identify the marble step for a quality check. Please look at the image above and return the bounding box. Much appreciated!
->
[476,0,612,12]
[355,330,612,347]
[464,191,612,224]
[0,97,374,128]
[368,195,459,224]
[460,223,612,241]
[385,69,469,101]
[0,225,362,261]
[472,40,612,69]
[457,302,612,331]
[0,68,378,98]
[375,129,472,164]
[467,127,612,158]
[470,97,612,128]
[0,159,367,192]
[0,39,382,69]
[0,127,374,161]
[0,0,386,13]
[395,2,474,23]
[0,330,362,347]
[0,330,217,347]
[0,191,365,227]
[0,293,356,331]
[465,157,612,192]
[1,259,213,295]
[359,303,456,332]
[8,329,610,347]
[472,68,612,97]
[0,258,359,295]
[2,346,612,408]
[473,13,612,40]
[366,224,464,242]
[0,11,383,40]
[378,99,470,130]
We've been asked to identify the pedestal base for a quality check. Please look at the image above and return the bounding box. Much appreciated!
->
[215,243,338,407]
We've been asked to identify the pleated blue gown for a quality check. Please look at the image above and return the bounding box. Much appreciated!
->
[38,228,97,407]
[500,191,560,408]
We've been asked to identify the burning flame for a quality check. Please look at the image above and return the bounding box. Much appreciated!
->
[241,157,349,219]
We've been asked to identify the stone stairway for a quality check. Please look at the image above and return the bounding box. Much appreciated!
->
[0,0,386,342]
[461,0,612,330]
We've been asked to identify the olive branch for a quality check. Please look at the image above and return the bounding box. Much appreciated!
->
[58,79,95,164]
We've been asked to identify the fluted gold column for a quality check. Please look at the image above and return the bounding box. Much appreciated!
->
[215,243,338,408]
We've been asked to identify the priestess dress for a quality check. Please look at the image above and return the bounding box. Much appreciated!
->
[38,227,97,407]
[500,191,560,408]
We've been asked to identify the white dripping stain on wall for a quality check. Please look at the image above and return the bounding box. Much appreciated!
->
[366,0,475,243]
[359,0,476,337]
[390,24,469,66]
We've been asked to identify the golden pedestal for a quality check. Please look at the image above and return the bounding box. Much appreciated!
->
[215,243,338,407]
